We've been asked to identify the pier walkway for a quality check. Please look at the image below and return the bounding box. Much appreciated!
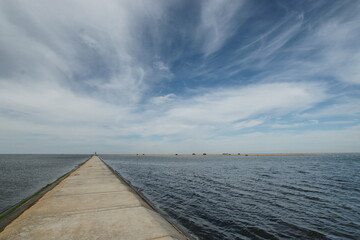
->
[0,156,187,240]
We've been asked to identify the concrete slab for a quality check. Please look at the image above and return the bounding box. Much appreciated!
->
[28,191,142,216]
[0,156,187,240]
[70,171,114,177]
[1,207,185,240]
[62,176,122,185]
[49,181,129,196]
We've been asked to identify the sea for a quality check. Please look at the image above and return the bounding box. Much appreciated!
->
[0,154,90,214]
[101,154,360,240]
[0,154,359,240]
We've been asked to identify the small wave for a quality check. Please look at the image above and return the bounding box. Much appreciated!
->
[103,155,360,240]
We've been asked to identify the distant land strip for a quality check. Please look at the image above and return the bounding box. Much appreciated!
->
[100,153,360,157]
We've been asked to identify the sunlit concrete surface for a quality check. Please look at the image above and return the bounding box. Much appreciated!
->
[0,156,187,240]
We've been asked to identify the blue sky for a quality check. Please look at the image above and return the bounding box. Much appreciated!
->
[0,0,359,154]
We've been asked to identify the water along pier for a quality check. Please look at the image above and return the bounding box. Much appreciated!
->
[0,156,187,240]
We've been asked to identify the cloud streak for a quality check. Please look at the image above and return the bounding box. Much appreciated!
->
[0,0,359,153]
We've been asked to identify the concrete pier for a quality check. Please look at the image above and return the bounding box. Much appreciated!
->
[0,156,187,240]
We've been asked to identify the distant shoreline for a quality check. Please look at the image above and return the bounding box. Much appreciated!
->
[100,153,360,157]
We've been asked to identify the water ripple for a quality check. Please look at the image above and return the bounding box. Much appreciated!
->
[103,154,360,240]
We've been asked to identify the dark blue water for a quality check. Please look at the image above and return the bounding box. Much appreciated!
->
[102,155,360,240]
[0,154,90,213]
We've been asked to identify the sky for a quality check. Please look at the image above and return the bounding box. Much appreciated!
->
[0,0,360,154]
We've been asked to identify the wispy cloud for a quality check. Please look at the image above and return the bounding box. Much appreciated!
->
[166,82,326,125]
[198,0,247,56]
[0,0,359,153]
[271,120,319,129]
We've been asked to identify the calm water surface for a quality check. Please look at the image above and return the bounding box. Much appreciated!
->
[102,155,360,240]
[0,154,89,213]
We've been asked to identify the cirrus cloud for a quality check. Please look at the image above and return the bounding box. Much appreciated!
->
[0,0,359,153]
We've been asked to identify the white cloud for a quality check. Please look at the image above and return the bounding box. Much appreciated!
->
[0,72,330,148]
[0,0,359,153]
[313,19,360,85]
[203,125,360,153]
[166,82,327,124]
[232,119,264,130]
[0,81,126,124]
[90,125,360,154]
[154,61,169,71]
[198,0,247,56]
[0,0,177,107]
[300,98,360,119]
[150,94,176,105]
[271,120,319,129]
[112,82,328,138]
[215,1,360,87]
